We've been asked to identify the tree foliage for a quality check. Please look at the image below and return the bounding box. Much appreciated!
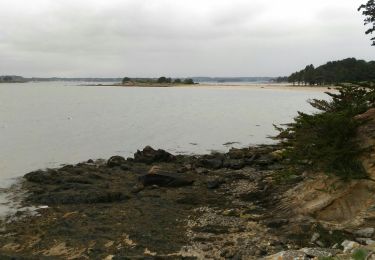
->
[288,58,375,86]
[275,83,375,179]
[359,0,375,45]
[122,77,131,84]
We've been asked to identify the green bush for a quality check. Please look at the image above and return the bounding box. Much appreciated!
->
[275,83,375,180]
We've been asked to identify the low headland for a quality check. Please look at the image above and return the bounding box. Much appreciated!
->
[1,83,375,259]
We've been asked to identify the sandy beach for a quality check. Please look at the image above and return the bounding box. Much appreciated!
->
[176,83,334,92]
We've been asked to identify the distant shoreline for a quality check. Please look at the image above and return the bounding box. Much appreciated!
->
[81,82,333,92]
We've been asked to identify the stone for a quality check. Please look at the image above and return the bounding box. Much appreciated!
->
[310,232,320,243]
[148,166,162,174]
[266,250,308,260]
[206,178,225,189]
[223,159,245,170]
[134,146,175,164]
[195,167,209,174]
[341,240,360,253]
[199,158,223,169]
[107,156,126,167]
[227,148,247,159]
[300,248,340,258]
[270,149,285,160]
[354,227,375,238]
[356,237,375,245]
[263,218,289,228]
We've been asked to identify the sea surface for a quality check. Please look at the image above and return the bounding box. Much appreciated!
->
[0,82,327,185]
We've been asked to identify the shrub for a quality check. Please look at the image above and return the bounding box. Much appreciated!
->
[275,83,375,180]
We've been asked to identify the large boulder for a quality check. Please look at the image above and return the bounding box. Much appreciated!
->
[133,146,175,164]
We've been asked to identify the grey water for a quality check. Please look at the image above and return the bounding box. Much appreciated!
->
[0,82,327,185]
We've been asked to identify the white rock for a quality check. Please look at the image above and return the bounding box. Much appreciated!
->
[266,250,308,260]
[341,240,360,253]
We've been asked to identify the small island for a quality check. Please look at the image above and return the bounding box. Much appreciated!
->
[119,76,196,87]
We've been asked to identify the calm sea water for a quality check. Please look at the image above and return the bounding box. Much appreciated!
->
[0,82,327,184]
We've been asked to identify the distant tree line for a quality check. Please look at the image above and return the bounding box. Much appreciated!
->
[287,58,375,86]
[0,75,26,83]
[122,77,195,85]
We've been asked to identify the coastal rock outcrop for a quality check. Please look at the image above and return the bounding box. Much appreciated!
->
[133,146,175,164]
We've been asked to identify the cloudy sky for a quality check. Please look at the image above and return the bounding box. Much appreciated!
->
[0,0,373,77]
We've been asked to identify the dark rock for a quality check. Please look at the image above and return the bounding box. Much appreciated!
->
[107,156,126,167]
[120,165,131,171]
[134,146,175,164]
[206,179,225,189]
[239,191,264,202]
[223,159,245,170]
[24,170,59,184]
[244,154,259,166]
[264,218,289,228]
[195,167,209,174]
[138,174,194,188]
[198,158,223,169]
[255,154,277,166]
[227,148,247,159]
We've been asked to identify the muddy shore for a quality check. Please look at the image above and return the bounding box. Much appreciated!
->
[0,144,374,259]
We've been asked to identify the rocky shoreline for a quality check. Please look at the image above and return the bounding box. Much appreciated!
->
[1,144,375,259]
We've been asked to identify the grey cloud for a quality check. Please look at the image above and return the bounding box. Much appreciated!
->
[0,0,374,77]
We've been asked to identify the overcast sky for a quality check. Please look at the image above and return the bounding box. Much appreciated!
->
[0,0,373,77]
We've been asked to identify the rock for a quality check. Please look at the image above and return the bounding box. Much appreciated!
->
[134,146,175,164]
[107,156,126,167]
[255,154,276,166]
[120,165,130,171]
[341,240,360,253]
[148,166,162,174]
[266,250,308,260]
[244,154,259,165]
[354,227,375,238]
[223,159,245,170]
[206,178,225,189]
[138,174,193,188]
[195,167,209,174]
[300,248,340,258]
[263,218,289,228]
[270,149,285,161]
[24,170,51,183]
[315,240,325,247]
[199,158,223,169]
[310,232,320,243]
[227,148,247,159]
[356,237,375,245]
